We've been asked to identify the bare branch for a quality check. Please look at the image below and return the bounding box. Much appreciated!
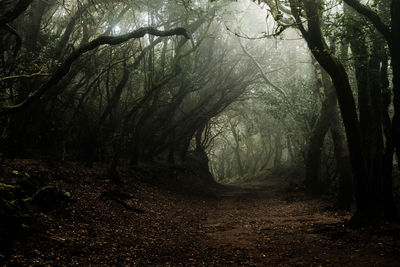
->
[226,26,287,40]
[0,27,189,116]
[0,71,51,81]
[238,39,289,99]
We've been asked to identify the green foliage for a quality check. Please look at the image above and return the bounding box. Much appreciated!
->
[11,170,30,178]
[0,179,74,256]
[0,183,35,247]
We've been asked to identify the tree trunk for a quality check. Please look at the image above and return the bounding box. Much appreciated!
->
[229,121,244,177]
[381,53,398,221]
[273,133,282,169]
[289,0,370,216]
[304,58,332,195]
[330,108,353,210]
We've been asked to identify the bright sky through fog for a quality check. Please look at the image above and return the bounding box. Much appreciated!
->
[114,25,121,34]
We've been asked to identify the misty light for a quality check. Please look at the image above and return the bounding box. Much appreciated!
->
[1,2,398,264]
[114,25,121,34]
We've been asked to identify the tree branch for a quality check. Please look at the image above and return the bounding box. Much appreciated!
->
[288,0,309,40]
[0,0,34,26]
[0,27,189,116]
[0,71,51,81]
[1,24,22,56]
[342,0,391,40]
[238,39,288,99]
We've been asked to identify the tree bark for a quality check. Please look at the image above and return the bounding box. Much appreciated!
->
[289,0,369,215]
[0,0,34,26]
[229,120,244,177]
[0,27,189,116]
[342,0,400,173]
[304,58,332,195]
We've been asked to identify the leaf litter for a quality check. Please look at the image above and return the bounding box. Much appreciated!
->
[1,159,400,266]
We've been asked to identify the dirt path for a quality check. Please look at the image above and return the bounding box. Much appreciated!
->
[198,179,353,266]
[4,168,400,266]
[197,177,399,266]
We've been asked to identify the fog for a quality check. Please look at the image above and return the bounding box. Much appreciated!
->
[205,1,314,181]
[1,0,399,228]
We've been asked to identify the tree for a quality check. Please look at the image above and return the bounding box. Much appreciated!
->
[342,0,400,171]
[283,0,397,223]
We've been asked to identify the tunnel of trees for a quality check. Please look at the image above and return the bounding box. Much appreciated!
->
[1,0,400,265]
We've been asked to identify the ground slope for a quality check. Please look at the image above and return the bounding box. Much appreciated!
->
[2,160,400,266]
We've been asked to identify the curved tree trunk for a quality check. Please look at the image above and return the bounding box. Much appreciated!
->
[229,120,244,177]
[290,0,370,218]
[273,133,283,169]
[304,58,332,195]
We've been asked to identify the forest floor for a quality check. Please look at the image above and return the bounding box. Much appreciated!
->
[2,160,400,266]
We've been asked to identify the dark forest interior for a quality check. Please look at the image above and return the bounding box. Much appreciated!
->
[1,0,400,265]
